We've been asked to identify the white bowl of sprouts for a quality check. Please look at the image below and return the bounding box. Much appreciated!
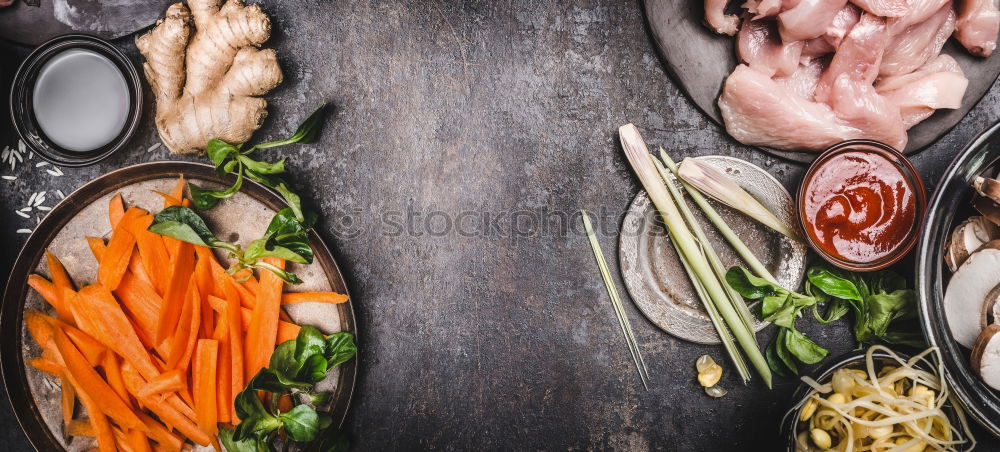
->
[783,345,977,452]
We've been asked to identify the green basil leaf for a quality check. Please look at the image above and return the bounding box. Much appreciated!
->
[220,427,265,452]
[813,298,850,325]
[726,266,783,300]
[279,404,320,442]
[295,326,328,362]
[324,332,357,368]
[189,168,243,211]
[310,392,331,407]
[806,266,863,301]
[269,341,301,379]
[251,260,304,285]
[773,330,798,375]
[299,354,329,384]
[234,387,268,420]
[855,290,917,345]
[239,155,287,175]
[207,139,239,168]
[784,329,828,365]
[149,206,223,247]
[255,105,328,149]
[249,368,311,392]
[760,295,787,318]
[766,339,791,378]
[762,294,797,329]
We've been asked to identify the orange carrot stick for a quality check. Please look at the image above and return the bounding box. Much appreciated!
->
[74,379,117,452]
[245,258,285,377]
[60,374,75,430]
[178,284,202,372]
[86,237,107,262]
[102,354,131,409]
[166,280,197,370]
[131,218,170,296]
[137,370,186,398]
[51,322,145,431]
[120,362,211,446]
[24,309,56,351]
[237,306,301,344]
[193,339,218,439]
[281,292,349,305]
[222,279,245,409]
[26,274,60,311]
[67,419,96,437]
[167,175,184,207]
[116,428,152,452]
[28,357,63,375]
[156,242,194,343]
[64,322,108,367]
[45,250,77,323]
[211,308,232,423]
[71,285,161,383]
[114,273,162,343]
[99,208,146,291]
[109,193,125,229]
[192,254,214,338]
[127,250,154,290]
[136,412,183,452]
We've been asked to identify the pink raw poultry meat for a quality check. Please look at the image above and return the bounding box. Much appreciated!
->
[878,55,969,127]
[705,0,740,35]
[955,0,1000,56]
[880,2,955,76]
[888,0,950,33]
[826,74,909,149]
[779,0,850,41]
[852,0,912,17]
[775,58,828,99]
[814,13,890,103]
[801,4,863,60]
[738,17,804,76]
[718,65,862,151]
[742,0,783,18]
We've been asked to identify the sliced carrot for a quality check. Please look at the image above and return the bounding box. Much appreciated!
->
[126,429,153,452]
[237,305,301,344]
[114,273,161,343]
[131,219,170,296]
[67,419,96,437]
[99,208,147,291]
[156,242,194,343]
[51,322,145,431]
[245,258,285,377]
[168,175,184,207]
[73,380,117,452]
[193,254,214,338]
[127,251,154,290]
[152,191,182,209]
[281,292,349,305]
[28,357,62,375]
[45,250,77,322]
[64,321,108,367]
[24,309,56,352]
[165,279,196,369]
[193,339,218,439]
[136,411,183,452]
[137,370,186,398]
[211,307,232,423]
[71,285,160,382]
[27,274,60,311]
[235,282,257,310]
[120,363,211,446]
[109,193,125,229]
[60,374,75,430]
[86,237,107,262]
[222,279,245,412]
[178,284,202,372]
[102,354,131,409]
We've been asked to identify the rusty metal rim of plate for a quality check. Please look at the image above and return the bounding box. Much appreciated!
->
[618,155,808,344]
[0,161,358,451]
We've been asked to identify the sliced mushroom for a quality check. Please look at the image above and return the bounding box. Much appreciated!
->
[971,325,1000,391]
[975,176,1000,205]
[981,284,1000,330]
[944,241,1000,349]
[945,216,1000,272]
[973,196,1000,227]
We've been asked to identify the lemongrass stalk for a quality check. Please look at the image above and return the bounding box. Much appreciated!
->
[582,211,651,389]
[653,160,757,339]
[678,158,803,243]
[660,149,779,286]
[620,124,772,388]
[669,234,751,383]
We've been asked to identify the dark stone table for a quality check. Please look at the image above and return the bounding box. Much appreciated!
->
[1,1,998,450]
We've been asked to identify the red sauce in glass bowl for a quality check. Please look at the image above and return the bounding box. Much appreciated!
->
[799,141,925,270]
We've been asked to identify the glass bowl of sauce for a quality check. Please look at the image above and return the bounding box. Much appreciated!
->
[10,34,142,167]
[798,140,926,272]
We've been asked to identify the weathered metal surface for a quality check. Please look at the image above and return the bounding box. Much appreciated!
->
[0,1,998,450]
[619,156,807,344]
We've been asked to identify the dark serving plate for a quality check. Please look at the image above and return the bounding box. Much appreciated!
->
[0,161,358,450]
[917,121,1000,436]
[643,0,1000,164]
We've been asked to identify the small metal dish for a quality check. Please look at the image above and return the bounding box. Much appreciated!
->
[10,34,143,167]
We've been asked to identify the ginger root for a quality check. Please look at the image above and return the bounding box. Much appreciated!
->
[137,0,283,154]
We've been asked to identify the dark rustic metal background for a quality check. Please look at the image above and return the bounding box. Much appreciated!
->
[0,1,998,450]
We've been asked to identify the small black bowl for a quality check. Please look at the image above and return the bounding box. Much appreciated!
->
[10,34,143,167]
[917,120,1000,436]
[780,349,973,451]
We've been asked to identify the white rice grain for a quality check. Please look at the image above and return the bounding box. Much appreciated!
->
[16,229,31,234]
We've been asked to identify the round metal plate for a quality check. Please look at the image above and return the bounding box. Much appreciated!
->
[643,0,1000,163]
[1,161,357,451]
[0,0,174,47]
[619,155,808,344]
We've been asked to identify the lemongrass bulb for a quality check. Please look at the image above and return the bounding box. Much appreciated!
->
[677,158,803,242]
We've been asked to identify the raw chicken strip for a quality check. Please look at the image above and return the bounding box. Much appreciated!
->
[738,18,804,76]
[879,55,969,128]
[775,58,828,99]
[802,37,837,59]
[956,0,1000,56]
[852,0,912,17]
[743,0,783,18]
[888,0,950,33]
[824,4,863,48]
[779,0,850,42]
[826,74,909,150]
[718,65,862,151]
[814,13,890,103]
[705,0,740,35]
[880,3,955,76]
